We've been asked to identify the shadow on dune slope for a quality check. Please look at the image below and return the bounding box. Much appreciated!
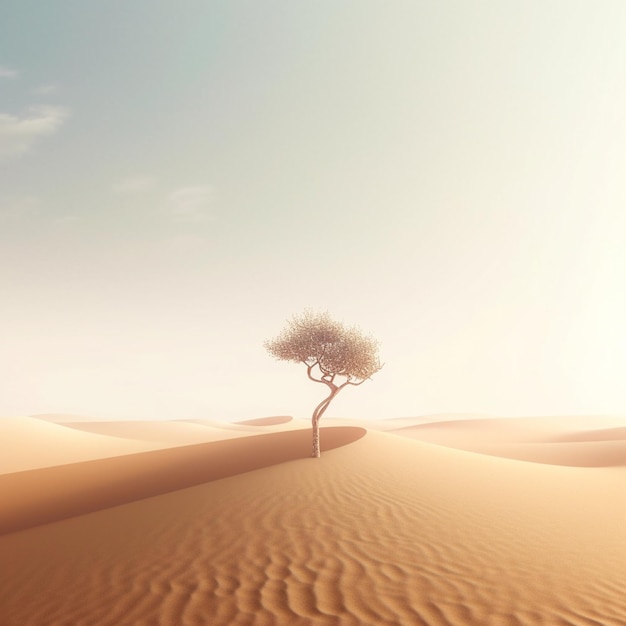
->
[0,426,365,536]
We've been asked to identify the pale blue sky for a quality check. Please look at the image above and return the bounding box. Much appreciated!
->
[2,1,626,420]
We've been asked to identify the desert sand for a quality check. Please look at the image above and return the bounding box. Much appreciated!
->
[1,413,625,625]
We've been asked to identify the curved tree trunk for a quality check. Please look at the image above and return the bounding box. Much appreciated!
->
[311,389,338,458]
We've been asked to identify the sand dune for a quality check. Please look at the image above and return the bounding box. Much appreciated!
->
[182,417,288,432]
[422,439,626,467]
[322,413,494,432]
[0,426,365,536]
[1,415,625,624]
[32,412,112,423]
[549,426,626,442]
[0,416,159,473]
[2,414,311,472]
[390,415,626,466]
[184,416,313,435]
[237,415,293,426]
[390,415,626,441]
[59,418,250,444]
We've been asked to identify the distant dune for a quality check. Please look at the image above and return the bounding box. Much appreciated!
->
[54,419,248,444]
[32,413,112,423]
[236,415,293,426]
[0,416,159,473]
[548,425,626,442]
[1,413,625,624]
[389,416,626,466]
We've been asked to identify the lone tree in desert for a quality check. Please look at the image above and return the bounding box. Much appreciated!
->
[265,310,383,458]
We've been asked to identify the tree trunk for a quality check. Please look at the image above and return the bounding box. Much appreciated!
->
[310,389,338,458]
[312,417,321,458]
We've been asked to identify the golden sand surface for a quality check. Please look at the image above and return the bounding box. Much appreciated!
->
[0,414,625,625]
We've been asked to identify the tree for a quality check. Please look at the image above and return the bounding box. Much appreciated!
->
[264,310,383,458]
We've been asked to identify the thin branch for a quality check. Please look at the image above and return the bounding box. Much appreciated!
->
[341,364,384,388]
[318,360,333,377]
[306,361,335,389]
[339,377,370,390]
[305,361,323,383]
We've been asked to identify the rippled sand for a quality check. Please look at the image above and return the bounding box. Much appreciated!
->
[1,414,625,624]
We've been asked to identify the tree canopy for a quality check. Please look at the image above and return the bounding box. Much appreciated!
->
[264,310,382,384]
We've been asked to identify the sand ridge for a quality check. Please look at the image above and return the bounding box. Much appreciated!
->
[0,426,365,536]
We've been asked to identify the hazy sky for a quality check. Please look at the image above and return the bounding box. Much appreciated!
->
[2,1,626,421]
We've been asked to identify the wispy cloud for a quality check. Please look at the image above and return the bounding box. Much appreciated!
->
[112,175,156,194]
[167,186,214,222]
[0,65,18,79]
[0,105,70,160]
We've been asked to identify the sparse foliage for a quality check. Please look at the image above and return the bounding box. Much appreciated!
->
[265,310,382,457]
